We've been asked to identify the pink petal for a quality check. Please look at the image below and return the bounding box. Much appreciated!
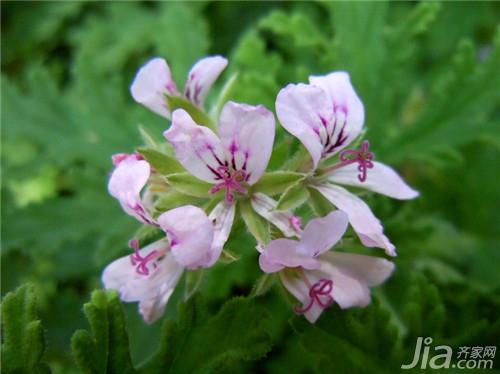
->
[328,161,419,200]
[315,252,395,309]
[300,210,349,257]
[102,239,183,303]
[206,200,236,266]
[107,155,154,224]
[218,102,275,185]
[157,205,214,269]
[259,238,320,273]
[184,56,228,107]
[164,109,227,183]
[276,83,330,169]
[309,72,364,156]
[130,58,178,119]
[279,271,325,323]
[313,183,396,256]
[251,193,302,238]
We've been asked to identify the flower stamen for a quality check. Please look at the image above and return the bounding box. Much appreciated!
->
[322,140,374,182]
[209,166,248,203]
[129,240,168,276]
[294,277,334,314]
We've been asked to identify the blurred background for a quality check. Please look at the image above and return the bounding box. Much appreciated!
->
[1,1,499,372]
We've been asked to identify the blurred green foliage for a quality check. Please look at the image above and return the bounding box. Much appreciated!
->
[1,1,499,372]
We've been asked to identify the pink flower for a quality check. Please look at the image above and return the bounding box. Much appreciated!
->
[130,56,228,119]
[276,72,419,256]
[164,101,276,204]
[108,153,155,225]
[259,211,395,323]
[102,205,216,323]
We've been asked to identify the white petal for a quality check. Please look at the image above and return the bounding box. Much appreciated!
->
[309,72,364,156]
[207,200,236,266]
[108,156,154,225]
[218,102,275,185]
[313,183,396,256]
[328,161,419,200]
[130,58,178,119]
[184,56,228,107]
[251,193,302,238]
[315,252,395,309]
[157,205,214,269]
[276,83,331,169]
[300,210,349,257]
[164,109,227,183]
[102,239,183,303]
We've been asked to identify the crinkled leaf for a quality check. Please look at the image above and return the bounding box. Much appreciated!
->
[1,284,50,374]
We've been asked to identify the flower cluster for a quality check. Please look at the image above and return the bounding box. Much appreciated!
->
[102,56,418,324]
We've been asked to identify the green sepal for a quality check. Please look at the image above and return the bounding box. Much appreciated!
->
[185,269,205,301]
[239,199,270,245]
[138,125,160,149]
[155,189,202,212]
[250,273,277,297]
[137,146,184,175]
[211,72,239,119]
[307,187,335,217]
[276,179,309,211]
[219,249,241,264]
[167,173,213,198]
[167,95,216,131]
[252,171,305,196]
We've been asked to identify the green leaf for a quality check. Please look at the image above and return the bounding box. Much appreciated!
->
[1,284,50,374]
[290,299,403,373]
[140,297,272,373]
[71,290,136,374]
[184,269,204,301]
[402,274,445,342]
[167,173,213,198]
[252,171,304,196]
[276,179,309,211]
[239,199,271,245]
[137,147,184,175]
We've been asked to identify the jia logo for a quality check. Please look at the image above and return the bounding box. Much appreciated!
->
[401,337,496,370]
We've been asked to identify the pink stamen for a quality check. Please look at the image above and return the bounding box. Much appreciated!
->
[323,140,374,182]
[338,140,374,182]
[209,166,248,203]
[294,278,334,314]
[129,240,165,276]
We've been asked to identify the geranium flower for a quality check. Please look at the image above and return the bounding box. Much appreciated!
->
[102,205,216,323]
[164,102,301,241]
[130,56,227,119]
[276,72,419,256]
[259,210,395,323]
